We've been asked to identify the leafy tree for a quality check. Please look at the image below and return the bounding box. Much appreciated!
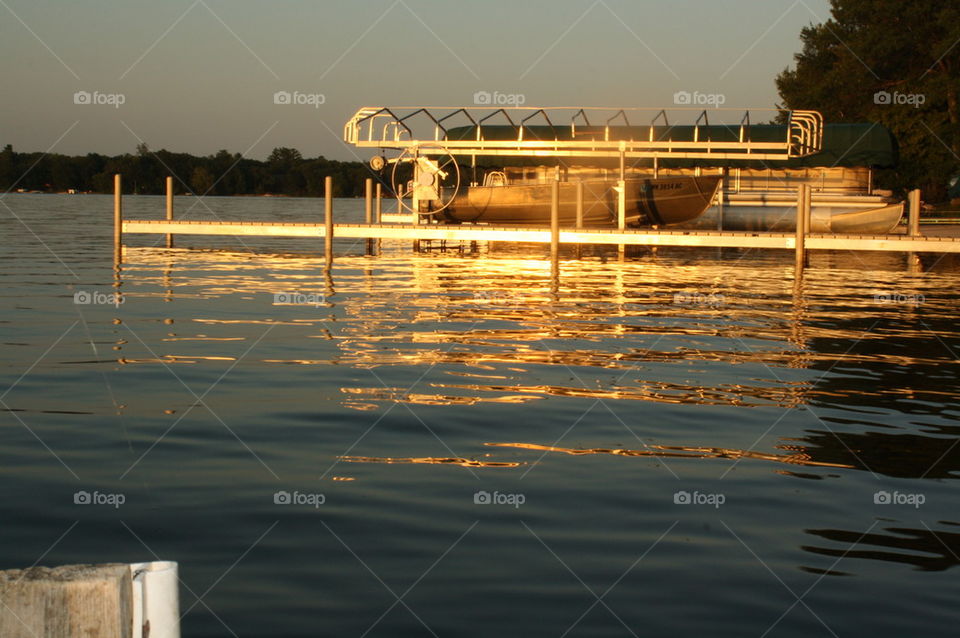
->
[190,165,215,194]
[267,147,302,166]
[776,0,960,199]
[0,144,15,191]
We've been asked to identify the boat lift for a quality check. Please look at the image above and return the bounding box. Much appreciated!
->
[343,106,824,219]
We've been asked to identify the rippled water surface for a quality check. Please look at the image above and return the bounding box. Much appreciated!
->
[3,194,960,637]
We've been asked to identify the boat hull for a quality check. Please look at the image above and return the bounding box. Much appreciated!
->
[675,194,904,234]
[437,176,721,227]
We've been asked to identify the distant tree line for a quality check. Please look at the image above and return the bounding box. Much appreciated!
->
[0,143,381,197]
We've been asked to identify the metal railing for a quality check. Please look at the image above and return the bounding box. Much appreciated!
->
[344,106,825,161]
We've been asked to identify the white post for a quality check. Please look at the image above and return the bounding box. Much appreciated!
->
[795,184,808,274]
[113,174,122,264]
[165,176,174,248]
[324,176,334,263]
[717,168,725,230]
[130,562,180,638]
[550,181,560,262]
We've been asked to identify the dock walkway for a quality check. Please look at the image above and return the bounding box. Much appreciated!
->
[121,219,960,253]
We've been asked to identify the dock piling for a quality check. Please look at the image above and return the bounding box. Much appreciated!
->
[113,174,122,265]
[616,180,627,257]
[325,176,334,264]
[365,178,374,254]
[0,561,179,638]
[165,176,174,248]
[551,181,560,262]
[908,189,921,236]
[795,184,810,274]
[0,563,132,638]
[113,170,960,260]
[576,181,584,230]
[374,182,383,254]
[717,169,726,231]
[365,178,373,224]
[616,181,626,230]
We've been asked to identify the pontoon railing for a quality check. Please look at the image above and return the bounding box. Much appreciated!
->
[519,109,557,142]
[571,109,591,136]
[739,111,751,147]
[649,110,669,142]
[693,110,709,144]
[343,106,825,161]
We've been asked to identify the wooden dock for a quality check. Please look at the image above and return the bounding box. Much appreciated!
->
[121,218,960,253]
[112,175,960,277]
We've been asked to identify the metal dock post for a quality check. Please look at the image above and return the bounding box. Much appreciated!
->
[551,180,560,262]
[908,189,921,236]
[365,178,374,254]
[795,183,810,274]
[325,176,334,265]
[165,176,174,248]
[576,181,584,230]
[365,178,373,224]
[113,174,122,265]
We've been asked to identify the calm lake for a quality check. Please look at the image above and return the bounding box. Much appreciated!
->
[2,193,960,637]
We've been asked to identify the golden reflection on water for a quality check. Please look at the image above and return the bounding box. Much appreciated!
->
[485,442,853,469]
[117,247,958,406]
[102,244,960,593]
[117,246,960,478]
[337,377,809,408]
[334,440,857,471]
[338,455,522,468]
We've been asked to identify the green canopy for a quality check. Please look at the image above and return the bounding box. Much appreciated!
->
[444,122,897,169]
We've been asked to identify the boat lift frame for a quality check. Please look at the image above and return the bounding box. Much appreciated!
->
[344,106,824,161]
[344,106,824,226]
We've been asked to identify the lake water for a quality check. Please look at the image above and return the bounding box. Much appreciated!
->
[2,193,960,637]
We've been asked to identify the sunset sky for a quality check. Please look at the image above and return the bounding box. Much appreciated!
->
[1,0,832,159]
